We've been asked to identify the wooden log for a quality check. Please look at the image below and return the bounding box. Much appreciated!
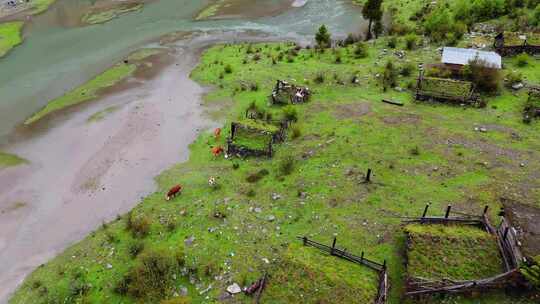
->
[382,99,404,106]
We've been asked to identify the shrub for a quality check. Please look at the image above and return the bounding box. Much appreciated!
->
[410,146,420,156]
[291,124,302,139]
[314,73,325,84]
[516,53,529,67]
[224,64,232,74]
[279,156,295,176]
[381,61,398,90]
[287,54,294,63]
[315,24,331,49]
[505,70,523,87]
[125,248,181,300]
[387,36,397,49]
[405,34,418,50]
[400,63,416,77]
[335,54,342,63]
[467,58,502,94]
[343,33,358,46]
[520,256,540,289]
[283,106,298,122]
[128,241,145,258]
[128,214,151,238]
[353,42,368,58]
[246,169,269,183]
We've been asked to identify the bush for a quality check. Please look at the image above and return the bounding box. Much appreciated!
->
[246,169,269,183]
[381,61,398,90]
[224,64,232,74]
[278,156,295,176]
[400,63,416,77]
[125,248,181,300]
[343,33,359,46]
[520,256,540,289]
[410,146,420,156]
[129,241,145,258]
[467,58,502,94]
[405,34,418,50]
[387,36,397,49]
[516,53,529,67]
[283,106,298,122]
[315,24,331,49]
[354,42,368,58]
[505,70,523,87]
[314,72,325,84]
[127,214,151,238]
[291,124,302,139]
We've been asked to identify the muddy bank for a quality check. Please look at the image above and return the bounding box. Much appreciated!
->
[0,29,298,303]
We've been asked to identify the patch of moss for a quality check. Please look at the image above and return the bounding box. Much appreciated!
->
[0,151,27,169]
[0,22,24,58]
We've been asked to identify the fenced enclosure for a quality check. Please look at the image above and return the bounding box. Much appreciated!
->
[226,119,288,158]
[494,32,540,56]
[298,236,389,304]
[415,73,480,105]
[403,205,527,296]
[271,80,310,105]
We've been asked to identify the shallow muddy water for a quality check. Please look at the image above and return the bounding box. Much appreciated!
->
[0,0,364,140]
[0,1,364,302]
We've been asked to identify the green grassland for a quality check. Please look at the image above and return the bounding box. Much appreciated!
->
[0,22,23,58]
[0,151,27,169]
[405,224,503,281]
[82,3,143,25]
[11,37,540,304]
[24,48,161,125]
[87,105,120,123]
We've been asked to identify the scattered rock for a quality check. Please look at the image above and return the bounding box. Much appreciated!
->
[271,193,282,200]
[185,236,195,246]
[511,82,524,90]
[268,215,276,222]
[226,283,242,294]
[106,263,113,269]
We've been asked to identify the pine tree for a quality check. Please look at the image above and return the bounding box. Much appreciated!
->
[362,0,383,40]
[315,25,331,49]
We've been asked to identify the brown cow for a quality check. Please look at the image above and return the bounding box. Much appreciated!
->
[211,146,224,157]
[214,128,221,139]
[166,184,182,201]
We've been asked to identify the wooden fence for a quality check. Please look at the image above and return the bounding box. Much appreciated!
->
[298,236,389,304]
[403,205,526,297]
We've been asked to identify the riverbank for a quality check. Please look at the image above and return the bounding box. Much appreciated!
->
[10,31,540,304]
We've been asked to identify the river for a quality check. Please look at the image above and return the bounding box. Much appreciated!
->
[0,0,364,302]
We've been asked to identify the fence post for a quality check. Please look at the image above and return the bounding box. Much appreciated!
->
[360,251,364,263]
[365,169,372,183]
[331,237,337,255]
[503,227,509,240]
[302,236,307,246]
[483,205,489,215]
[445,205,452,219]
[422,204,429,218]
[383,260,387,271]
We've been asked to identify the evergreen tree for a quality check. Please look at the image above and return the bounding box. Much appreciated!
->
[362,0,384,40]
[315,25,331,49]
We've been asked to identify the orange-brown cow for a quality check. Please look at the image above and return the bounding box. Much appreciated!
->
[214,128,221,139]
[166,184,182,201]
[211,146,224,157]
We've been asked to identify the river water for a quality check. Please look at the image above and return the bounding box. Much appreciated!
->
[0,1,364,302]
[0,0,364,140]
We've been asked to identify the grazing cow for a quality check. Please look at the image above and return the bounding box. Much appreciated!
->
[166,184,182,201]
[214,128,221,139]
[212,146,224,157]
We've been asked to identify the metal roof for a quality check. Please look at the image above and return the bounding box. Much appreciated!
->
[441,47,502,69]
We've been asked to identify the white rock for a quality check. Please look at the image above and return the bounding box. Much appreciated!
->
[227,283,242,294]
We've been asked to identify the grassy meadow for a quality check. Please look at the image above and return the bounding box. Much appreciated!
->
[10,34,540,304]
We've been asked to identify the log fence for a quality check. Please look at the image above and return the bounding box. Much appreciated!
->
[298,236,388,304]
[403,205,526,297]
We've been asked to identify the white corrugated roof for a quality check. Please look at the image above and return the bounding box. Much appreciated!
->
[442,47,501,69]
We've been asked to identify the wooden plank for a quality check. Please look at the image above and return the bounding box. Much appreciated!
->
[382,99,404,106]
